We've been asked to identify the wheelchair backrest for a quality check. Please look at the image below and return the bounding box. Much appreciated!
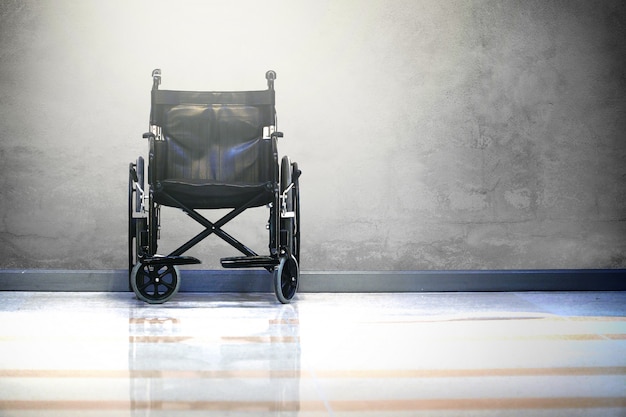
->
[150,89,276,185]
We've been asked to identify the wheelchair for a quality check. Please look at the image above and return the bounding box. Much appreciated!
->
[128,69,301,304]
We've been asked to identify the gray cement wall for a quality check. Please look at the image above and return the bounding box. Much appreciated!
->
[1,0,625,271]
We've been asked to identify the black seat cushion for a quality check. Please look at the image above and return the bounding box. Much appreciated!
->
[154,180,273,209]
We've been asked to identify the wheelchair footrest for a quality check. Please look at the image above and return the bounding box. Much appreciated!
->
[141,255,201,267]
[220,256,279,269]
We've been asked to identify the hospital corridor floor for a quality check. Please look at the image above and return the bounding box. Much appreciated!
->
[0,290,625,416]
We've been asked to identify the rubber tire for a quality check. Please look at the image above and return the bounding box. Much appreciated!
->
[131,263,180,304]
[148,195,158,256]
[129,157,145,289]
[135,157,144,212]
[291,162,300,264]
[274,255,299,304]
[276,156,300,304]
[128,164,136,279]
[280,156,300,262]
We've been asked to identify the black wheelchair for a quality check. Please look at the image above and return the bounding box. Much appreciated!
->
[128,70,301,304]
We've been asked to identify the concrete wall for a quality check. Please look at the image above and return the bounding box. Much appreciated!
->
[1,0,625,271]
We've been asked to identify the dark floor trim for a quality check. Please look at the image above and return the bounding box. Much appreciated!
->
[0,269,625,292]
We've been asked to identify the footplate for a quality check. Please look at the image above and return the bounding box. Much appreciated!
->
[220,256,279,269]
[140,255,201,267]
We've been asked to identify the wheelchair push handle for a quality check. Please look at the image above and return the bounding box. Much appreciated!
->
[152,69,161,89]
[266,70,277,89]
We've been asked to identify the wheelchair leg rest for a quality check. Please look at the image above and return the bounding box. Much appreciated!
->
[220,255,279,269]
[140,255,201,267]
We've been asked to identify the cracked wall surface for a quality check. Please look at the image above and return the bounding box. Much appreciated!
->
[1,0,625,270]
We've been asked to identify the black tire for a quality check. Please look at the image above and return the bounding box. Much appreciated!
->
[280,156,298,260]
[135,157,144,212]
[291,162,300,264]
[129,157,146,289]
[130,263,180,304]
[128,163,136,280]
[276,156,300,303]
[274,255,299,304]
[148,194,159,257]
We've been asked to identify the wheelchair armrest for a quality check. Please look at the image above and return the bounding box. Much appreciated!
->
[149,138,167,185]
[142,132,155,139]
[130,165,139,183]
[271,131,283,139]
[293,167,302,181]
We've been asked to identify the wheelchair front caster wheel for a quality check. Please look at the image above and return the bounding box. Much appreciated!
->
[274,255,299,304]
[131,263,180,304]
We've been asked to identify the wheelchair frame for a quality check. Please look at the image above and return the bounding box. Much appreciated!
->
[128,70,300,304]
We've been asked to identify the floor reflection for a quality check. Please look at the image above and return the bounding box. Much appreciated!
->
[128,298,300,415]
[1,291,625,416]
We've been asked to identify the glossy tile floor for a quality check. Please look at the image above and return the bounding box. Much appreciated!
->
[0,291,625,416]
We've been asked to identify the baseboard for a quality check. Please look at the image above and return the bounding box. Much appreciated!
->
[0,269,625,292]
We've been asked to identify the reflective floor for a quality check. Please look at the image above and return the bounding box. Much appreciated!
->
[0,291,625,416]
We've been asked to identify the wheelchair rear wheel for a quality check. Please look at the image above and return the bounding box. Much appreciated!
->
[128,157,146,281]
[275,156,300,303]
[291,162,300,263]
[130,263,180,304]
[280,157,300,261]
[128,164,135,279]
